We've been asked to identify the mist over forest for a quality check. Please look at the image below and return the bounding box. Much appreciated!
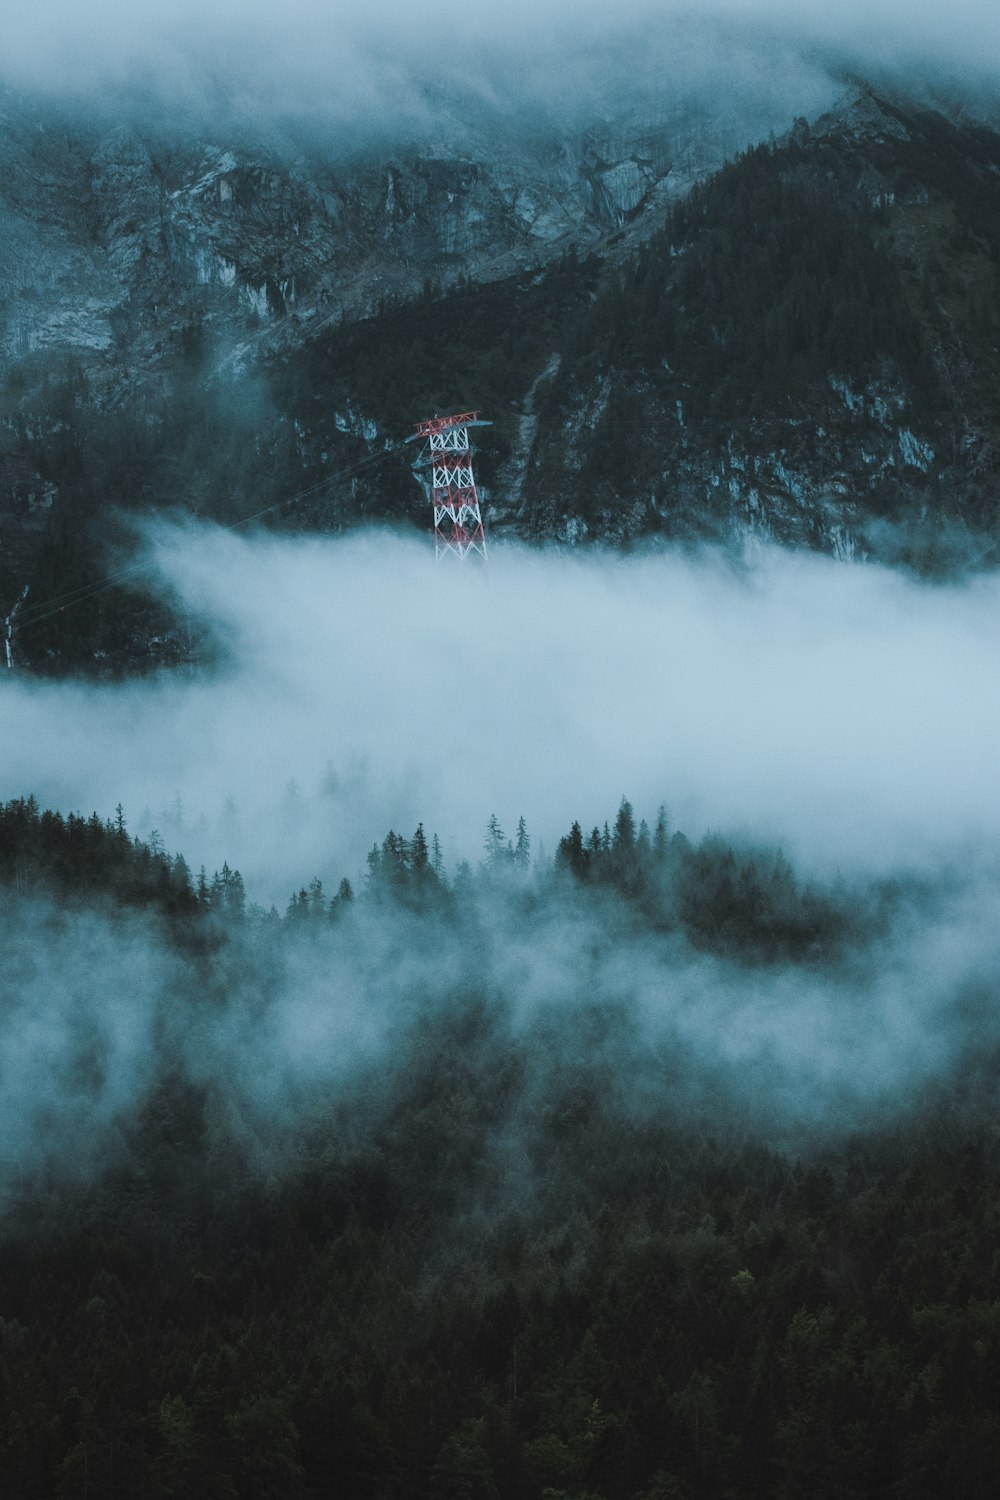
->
[5,526,1000,891]
[3,3,1000,1497]
[4,530,1000,1495]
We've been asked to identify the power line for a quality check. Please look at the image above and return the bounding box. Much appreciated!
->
[15,444,395,635]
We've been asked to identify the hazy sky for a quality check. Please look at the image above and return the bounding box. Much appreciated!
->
[2,2,996,130]
[3,526,999,900]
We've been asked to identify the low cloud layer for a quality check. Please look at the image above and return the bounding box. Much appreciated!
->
[3,844,998,1199]
[4,525,1000,1195]
[2,3,997,136]
[3,526,1000,900]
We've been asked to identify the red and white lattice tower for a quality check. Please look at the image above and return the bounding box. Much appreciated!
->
[407,411,492,561]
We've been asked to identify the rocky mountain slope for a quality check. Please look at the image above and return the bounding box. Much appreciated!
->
[0,83,750,375]
[1,84,999,669]
[514,91,1000,568]
[0,81,778,667]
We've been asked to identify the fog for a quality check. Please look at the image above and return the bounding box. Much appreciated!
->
[2,2,997,136]
[3,828,999,1199]
[4,526,1000,1197]
[3,525,1000,900]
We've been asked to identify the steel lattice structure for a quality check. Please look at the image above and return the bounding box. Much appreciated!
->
[407,411,492,561]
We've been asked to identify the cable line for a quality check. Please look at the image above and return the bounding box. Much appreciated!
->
[15,444,395,634]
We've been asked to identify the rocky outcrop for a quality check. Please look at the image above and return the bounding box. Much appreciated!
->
[0,90,743,383]
[2,84,999,669]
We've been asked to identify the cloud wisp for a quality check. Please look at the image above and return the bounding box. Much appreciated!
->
[2,525,999,899]
[2,845,998,1202]
[4,523,1000,1198]
[2,3,996,139]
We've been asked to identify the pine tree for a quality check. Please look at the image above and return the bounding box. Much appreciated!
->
[226,868,246,922]
[613,798,636,852]
[513,816,531,873]
[483,813,507,869]
[286,888,309,922]
[382,831,409,889]
[556,820,585,878]
[654,805,669,861]
[411,823,429,873]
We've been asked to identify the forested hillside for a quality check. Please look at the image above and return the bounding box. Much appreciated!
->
[521,95,1000,558]
[3,91,1000,670]
[2,795,1000,1498]
[4,15,1000,1500]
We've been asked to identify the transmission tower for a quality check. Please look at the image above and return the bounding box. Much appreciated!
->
[407,410,492,561]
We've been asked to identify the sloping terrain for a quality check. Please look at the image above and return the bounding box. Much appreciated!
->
[517,92,1000,565]
[1,89,999,669]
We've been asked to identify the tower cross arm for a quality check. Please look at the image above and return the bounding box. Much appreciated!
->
[406,414,493,442]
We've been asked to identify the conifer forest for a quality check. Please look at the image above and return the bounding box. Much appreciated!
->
[3,5,1000,1498]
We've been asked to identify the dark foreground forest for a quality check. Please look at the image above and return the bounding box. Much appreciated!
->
[1,796,999,1498]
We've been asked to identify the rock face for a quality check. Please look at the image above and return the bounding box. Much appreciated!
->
[0,87,754,381]
[0,82,790,667]
[1,84,999,667]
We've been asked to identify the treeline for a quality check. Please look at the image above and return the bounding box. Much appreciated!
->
[330,800,854,965]
[555,800,849,962]
[0,794,863,966]
[1,796,999,1496]
[0,795,238,929]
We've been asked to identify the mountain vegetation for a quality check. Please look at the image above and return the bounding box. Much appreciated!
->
[1,795,999,1497]
[3,63,1000,1500]
[2,92,1000,669]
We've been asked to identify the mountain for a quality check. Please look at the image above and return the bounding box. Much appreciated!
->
[0,82,751,374]
[515,90,1000,566]
[1,84,999,669]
